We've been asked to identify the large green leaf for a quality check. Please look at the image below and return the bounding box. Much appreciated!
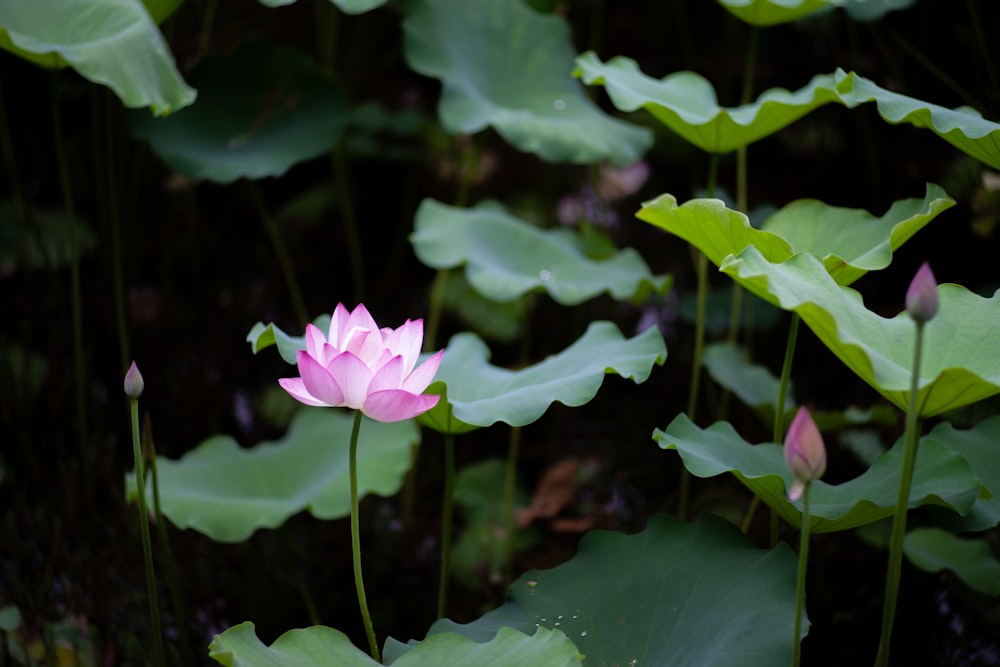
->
[835,69,1000,170]
[256,0,387,12]
[421,515,800,666]
[411,199,671,304]
[417,321,666,432]
[653,414,981,533]
[0,0,194,115]
[925,416,1000,531]
[125,409,419,542]
[904,528,1000,596]
[638,184,953,285]
[209,622,581,667]
[716,0,835,26]
[574,53,843,153]
[721,248,1000,416]
[129,41,348,182]
[402,0,651,165]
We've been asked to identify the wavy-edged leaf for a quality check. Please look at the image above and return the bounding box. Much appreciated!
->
[412,199,670,305]
[420,515,800,667]
[721,248,1000,416]
[0,0,194,114]
[209,622,581,667]
[836,69,1000,170]
[402,0,651,165]
[574,52,843,153]
[256,0,387,13]
[129,41,348,182]
[638,184,953,285]
[125,409,418,542]
[926,416,1000,532]
[904,528,1000,596]
[418,321,666,431]
[654,413,980,533]
[247,314,332,365]
[716,0,835,26]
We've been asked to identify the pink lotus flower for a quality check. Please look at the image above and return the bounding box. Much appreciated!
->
[784,407,827,501]
[279,304,444,422]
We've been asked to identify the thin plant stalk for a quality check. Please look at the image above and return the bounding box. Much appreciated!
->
[503,425,522,589]
[128,397,165,667]
[334,146,366,303]
[145,416,192,659]
[437,434,456,619]
[677,153,718,519]
[791,481,812,667]
[348,410,379,661]
[874,321,926,667]
[246,181,309,326]
[102,93,130,372]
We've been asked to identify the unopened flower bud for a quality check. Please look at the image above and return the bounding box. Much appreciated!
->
[784,407,826,501]
[124,361,144,400]
[906,262,938,324]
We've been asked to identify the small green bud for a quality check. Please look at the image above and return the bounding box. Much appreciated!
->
[124,361,144,400]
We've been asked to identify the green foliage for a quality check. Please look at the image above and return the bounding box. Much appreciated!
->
[904,528,1000,596]
[412,199,671,305]
[403,0,651,164]
[125,409,420,542]
[421,515,800,667]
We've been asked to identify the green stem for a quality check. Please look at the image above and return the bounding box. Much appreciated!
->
[334,146,365,303]
[104,93,130,372]
[874,322,925,667]
[503,425,522,589]
[349,411,379,661]
[774,314,800,445]
[791,482,812,667]
[437,434,456,619]
[246,181,309,326]
[130,399,165,667]
[147,422,192,660]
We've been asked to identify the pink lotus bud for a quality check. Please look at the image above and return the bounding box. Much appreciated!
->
[784,407,826,501]
[124,361,144,400]
[905,262,938,324]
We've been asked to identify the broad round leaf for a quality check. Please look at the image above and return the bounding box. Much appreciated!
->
[575,53,843,153]
[836,69,1000,170]
[129,41,348,182]
[721,248,1000,416]
[125,409,419,542]
[403,0,651,165]
[638,184,953,285]
[423,514,800,667]
[904,528,1000,596]
[209,622,582,667]
[926,416,1000,531]
[417,321,667,431]
[412,199,671,305]
[0,0,194,114]
[654,414,981,533]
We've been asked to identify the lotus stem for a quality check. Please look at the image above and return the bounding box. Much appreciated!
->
[129,396,165,667]
[874,321,925,667]
[348,410,379,661]
[791,482,812,667]
[437,434,456,618]
[246,181,309,327]
[503,425,522,589]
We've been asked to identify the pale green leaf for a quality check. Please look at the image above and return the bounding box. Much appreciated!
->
[654,414,981,533]
[403,0,651,164]
[412,199,670,304]
[721,248,1000,416]
[0,0,195,114]
[256,0,387,12]
[716,0,836,26]
[126,409,419,542]
[574,52,843,153]
[247,314,332,365]
[638,184,953,285]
